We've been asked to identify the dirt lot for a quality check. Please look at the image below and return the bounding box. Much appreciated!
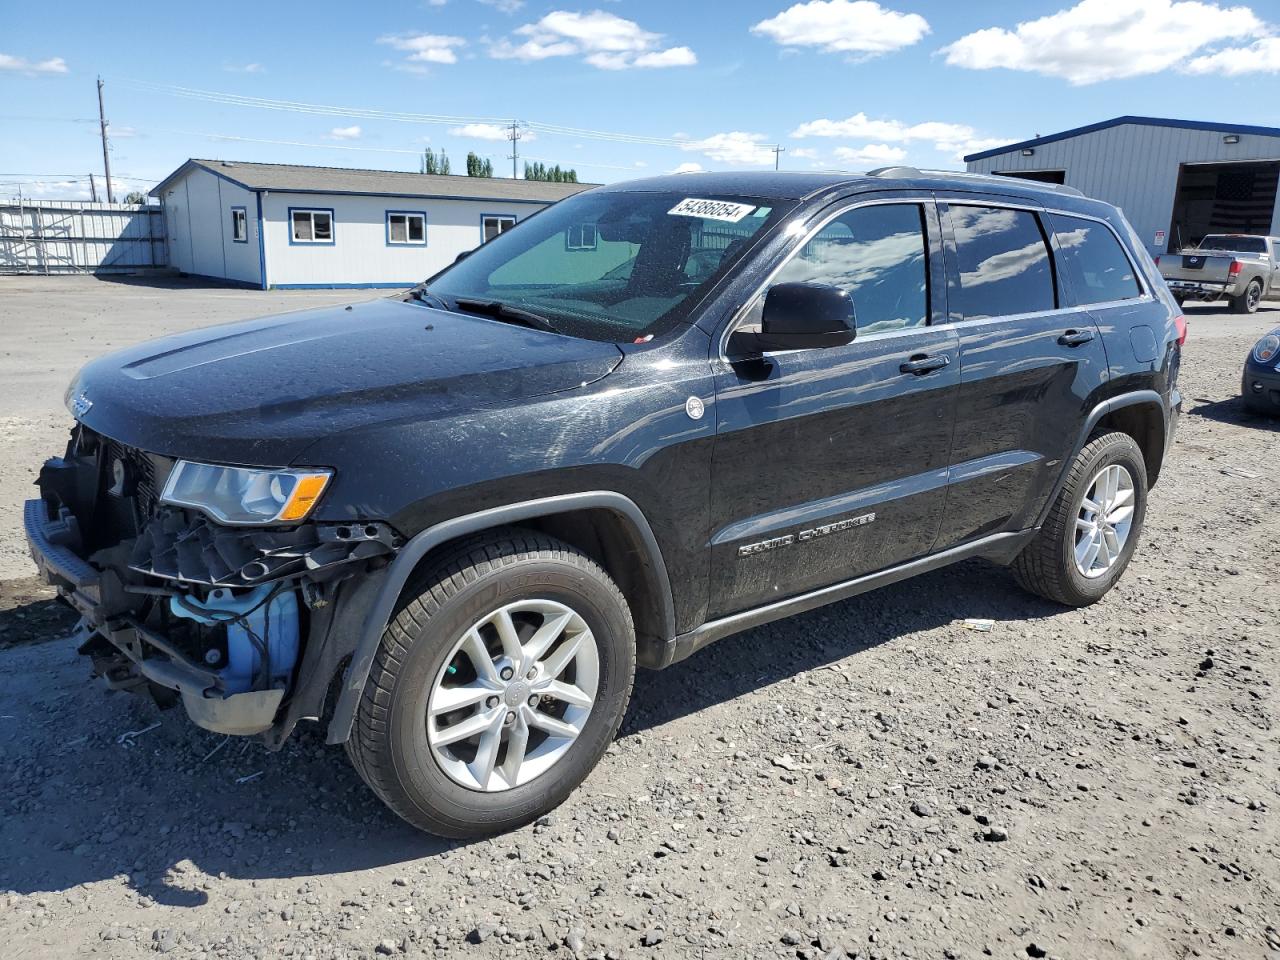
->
[1,277,1277,960]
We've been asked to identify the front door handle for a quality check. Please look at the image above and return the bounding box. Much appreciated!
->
[1058,329,1096,347]
[899,354,950,375]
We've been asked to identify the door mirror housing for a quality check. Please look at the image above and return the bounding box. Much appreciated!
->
[755,281,857,351]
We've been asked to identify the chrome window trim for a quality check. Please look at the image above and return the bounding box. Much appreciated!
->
[718,197,934,362]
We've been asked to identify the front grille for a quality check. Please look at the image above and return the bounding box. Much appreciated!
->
[102,439,160,523]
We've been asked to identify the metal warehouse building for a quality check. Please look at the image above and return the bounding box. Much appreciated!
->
[150,159,591,289]
[965,116,1280,257]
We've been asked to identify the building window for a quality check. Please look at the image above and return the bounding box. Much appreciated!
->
[565,223,598,251]
[231,207,248,243]
[387,211,427,246]
[290,208,334,245]
[482,214,516,243]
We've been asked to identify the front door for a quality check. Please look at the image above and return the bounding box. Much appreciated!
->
[932,197,1109,549]
[707,198,957,619]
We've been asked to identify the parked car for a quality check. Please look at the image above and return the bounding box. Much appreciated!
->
[25,169,1183,837]
[1157,234,1280,313]
[1242,327,1280,415]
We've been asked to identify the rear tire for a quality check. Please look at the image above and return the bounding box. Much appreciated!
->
[346,529,635,838]
[1012,432,1148,607]
[1230,279,1262,314]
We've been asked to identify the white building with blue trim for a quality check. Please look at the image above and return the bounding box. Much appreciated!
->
[150,159,592,289]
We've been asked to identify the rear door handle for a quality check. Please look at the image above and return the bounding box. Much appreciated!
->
[1058,329,1096,347]
[899,354,950,375]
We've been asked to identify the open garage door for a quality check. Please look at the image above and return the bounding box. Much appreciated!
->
[1168,160,1279,251]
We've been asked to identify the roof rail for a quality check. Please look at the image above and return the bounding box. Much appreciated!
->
[866,165,924,179]
[916,168,1086,198]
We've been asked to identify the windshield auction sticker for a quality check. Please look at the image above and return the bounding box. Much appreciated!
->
[668,198,757,223]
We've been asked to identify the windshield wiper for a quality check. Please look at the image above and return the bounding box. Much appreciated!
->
[405,283,450,310]
[453,297,560,334]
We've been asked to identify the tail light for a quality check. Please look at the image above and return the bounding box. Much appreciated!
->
[1229,260,1243,276]
[1174,314,1187,347]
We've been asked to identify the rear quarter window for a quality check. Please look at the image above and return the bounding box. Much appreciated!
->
[1050,214,1142,305]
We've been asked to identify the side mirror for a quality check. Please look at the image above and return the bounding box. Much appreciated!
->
[755,281,856,351]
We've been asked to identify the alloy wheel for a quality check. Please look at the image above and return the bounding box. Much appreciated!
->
[1074,463,1135,578]
[426,599,599,792]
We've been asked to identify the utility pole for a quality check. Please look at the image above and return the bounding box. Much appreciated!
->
[507,121,522,179]
[772,144,786,171]
[96,76,114,203]
[88,173,98,203]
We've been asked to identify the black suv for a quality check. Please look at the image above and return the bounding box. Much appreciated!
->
[25,169,1183,837]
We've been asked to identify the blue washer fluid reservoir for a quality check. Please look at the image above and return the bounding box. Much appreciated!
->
[169,584,300,694]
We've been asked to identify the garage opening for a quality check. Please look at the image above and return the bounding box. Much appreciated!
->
[1167,160,1279,251]
[995,169,1066,185]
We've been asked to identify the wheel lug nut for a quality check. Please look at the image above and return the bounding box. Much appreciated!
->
[486,695,499,708]
[500,667,514,681]
[528,695,539,707]
[526,667,537,680]
[504,711,516,726]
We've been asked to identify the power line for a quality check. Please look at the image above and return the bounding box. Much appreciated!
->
[114,77,742,152]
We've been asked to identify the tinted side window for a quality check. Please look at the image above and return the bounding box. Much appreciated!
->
[949,205,1055,320]
[770,203,929,335]
[1050,214,1142,305]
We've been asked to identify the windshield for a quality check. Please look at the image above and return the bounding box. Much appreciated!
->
[1199,235,1266,254]
[424,191,793,342]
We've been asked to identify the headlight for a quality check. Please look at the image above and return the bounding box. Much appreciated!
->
[1253,334,1279,365]
[160,461,332,524]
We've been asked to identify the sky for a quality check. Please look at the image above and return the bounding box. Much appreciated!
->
[3,0,1280,200]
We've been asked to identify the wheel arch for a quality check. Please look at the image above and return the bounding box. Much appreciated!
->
[1035,390,1167,530]
[325,491,675,745]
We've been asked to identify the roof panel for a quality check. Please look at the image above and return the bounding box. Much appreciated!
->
[964,116,1280,164]
[152,159,596,202]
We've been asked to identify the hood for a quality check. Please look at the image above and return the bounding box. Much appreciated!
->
[70,298,623,466]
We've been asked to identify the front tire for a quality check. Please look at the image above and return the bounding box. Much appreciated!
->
[346,530,635,837]
[1012,432,1148,607]
[1230,279,1262,314]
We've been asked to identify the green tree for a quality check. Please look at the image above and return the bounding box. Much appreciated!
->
[420,148,452,175]
[523,161,578,182]
[466,152,495,178]
[123,190,148,205]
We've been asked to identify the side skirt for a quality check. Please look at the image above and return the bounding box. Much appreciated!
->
[661,528,1036,667]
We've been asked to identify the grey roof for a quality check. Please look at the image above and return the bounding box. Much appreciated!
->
[964,115,1280,163]
[151,159,595,203]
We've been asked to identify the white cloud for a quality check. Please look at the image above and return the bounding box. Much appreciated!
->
[451,122,534,142]
[1185,35,1280,74]
[478,0,524,11]
[328,125,362,140]
[0,53,68,75]
[670,162,704,174]
[752,0,929,55]
[378,32,467,66]
[680,131,775,166]
[793,112,974,146]
[489,10,697,70]
[790,147,819,159]
[792,112,1010,163]
[941,0,1264,85]
[223,62,265,73]
[833,143,907,165]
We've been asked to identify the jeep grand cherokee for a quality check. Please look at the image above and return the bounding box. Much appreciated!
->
[25,169,1183,837]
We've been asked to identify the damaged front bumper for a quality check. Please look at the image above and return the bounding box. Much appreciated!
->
[24,427,399,745]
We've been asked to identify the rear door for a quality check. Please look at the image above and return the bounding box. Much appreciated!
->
[932,196,1108,549]
[707,196,957,618]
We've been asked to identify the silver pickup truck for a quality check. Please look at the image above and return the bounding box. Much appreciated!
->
[1157,234,1280,313]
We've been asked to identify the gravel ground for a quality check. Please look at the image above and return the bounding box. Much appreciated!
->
[1,279,1277,960]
